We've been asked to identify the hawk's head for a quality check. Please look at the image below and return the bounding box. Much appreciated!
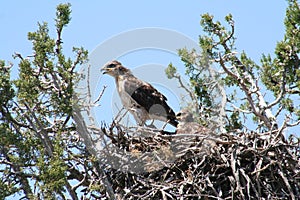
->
[176,109,195,123]
[101,60,131,77]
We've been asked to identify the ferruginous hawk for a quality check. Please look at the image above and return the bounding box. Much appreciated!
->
[175,109,217,155]
[101,60,178,127]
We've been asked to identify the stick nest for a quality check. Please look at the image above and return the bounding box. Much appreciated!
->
[99,123,300,199]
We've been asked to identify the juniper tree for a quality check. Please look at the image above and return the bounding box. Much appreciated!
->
[167,0,300,135]
[0,3,108,199]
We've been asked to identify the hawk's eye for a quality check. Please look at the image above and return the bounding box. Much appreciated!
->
[176,113,182,117]
[107,64,115,68]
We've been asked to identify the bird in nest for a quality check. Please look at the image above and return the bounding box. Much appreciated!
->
[101,60,178,128]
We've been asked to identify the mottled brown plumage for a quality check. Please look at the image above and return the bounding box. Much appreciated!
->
[176,109,204,134]
[101,60,178,127]
[175,109,217,154]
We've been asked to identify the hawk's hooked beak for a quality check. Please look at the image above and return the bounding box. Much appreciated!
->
[101,68,107,74]
[101,66,110,74]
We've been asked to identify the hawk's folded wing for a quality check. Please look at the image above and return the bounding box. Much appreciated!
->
[124,77,178,127]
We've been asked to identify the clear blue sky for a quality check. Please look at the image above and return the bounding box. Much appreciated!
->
[1,1,286,61]
[1,1,289,131]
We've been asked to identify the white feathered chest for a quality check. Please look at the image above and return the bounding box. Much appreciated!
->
[116,75,149,125]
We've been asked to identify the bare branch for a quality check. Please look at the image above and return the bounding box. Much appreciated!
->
[93,85,107,105]
[278,169,295,200]
[229,102,252,114]
[72,106,116,199]
[218,53,277,130]
[266,68,286,109]
[13,52,24,60]
[22,102,54,157]
[287,119,300,127]
[173,74,198,108]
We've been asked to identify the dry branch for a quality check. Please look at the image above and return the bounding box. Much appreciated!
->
[96,122,300,199]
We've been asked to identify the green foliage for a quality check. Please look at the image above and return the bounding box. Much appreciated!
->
[0,179,18,200]
[14,59,39,105]
[261,0,300,119]
[190,78,212,107]
[56,3,71,31]
[38,140,67,198]
[177,48,213,109]
[0,123,19,198]
[200,13,235,55]
[165,63,177,79]
[282,98,294,113]
[262,0,300,94]
[169,0,300,132]
[28,22,56,66]
[0,61,15,107]
[225,110,243,131]
[0,3,90,199]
